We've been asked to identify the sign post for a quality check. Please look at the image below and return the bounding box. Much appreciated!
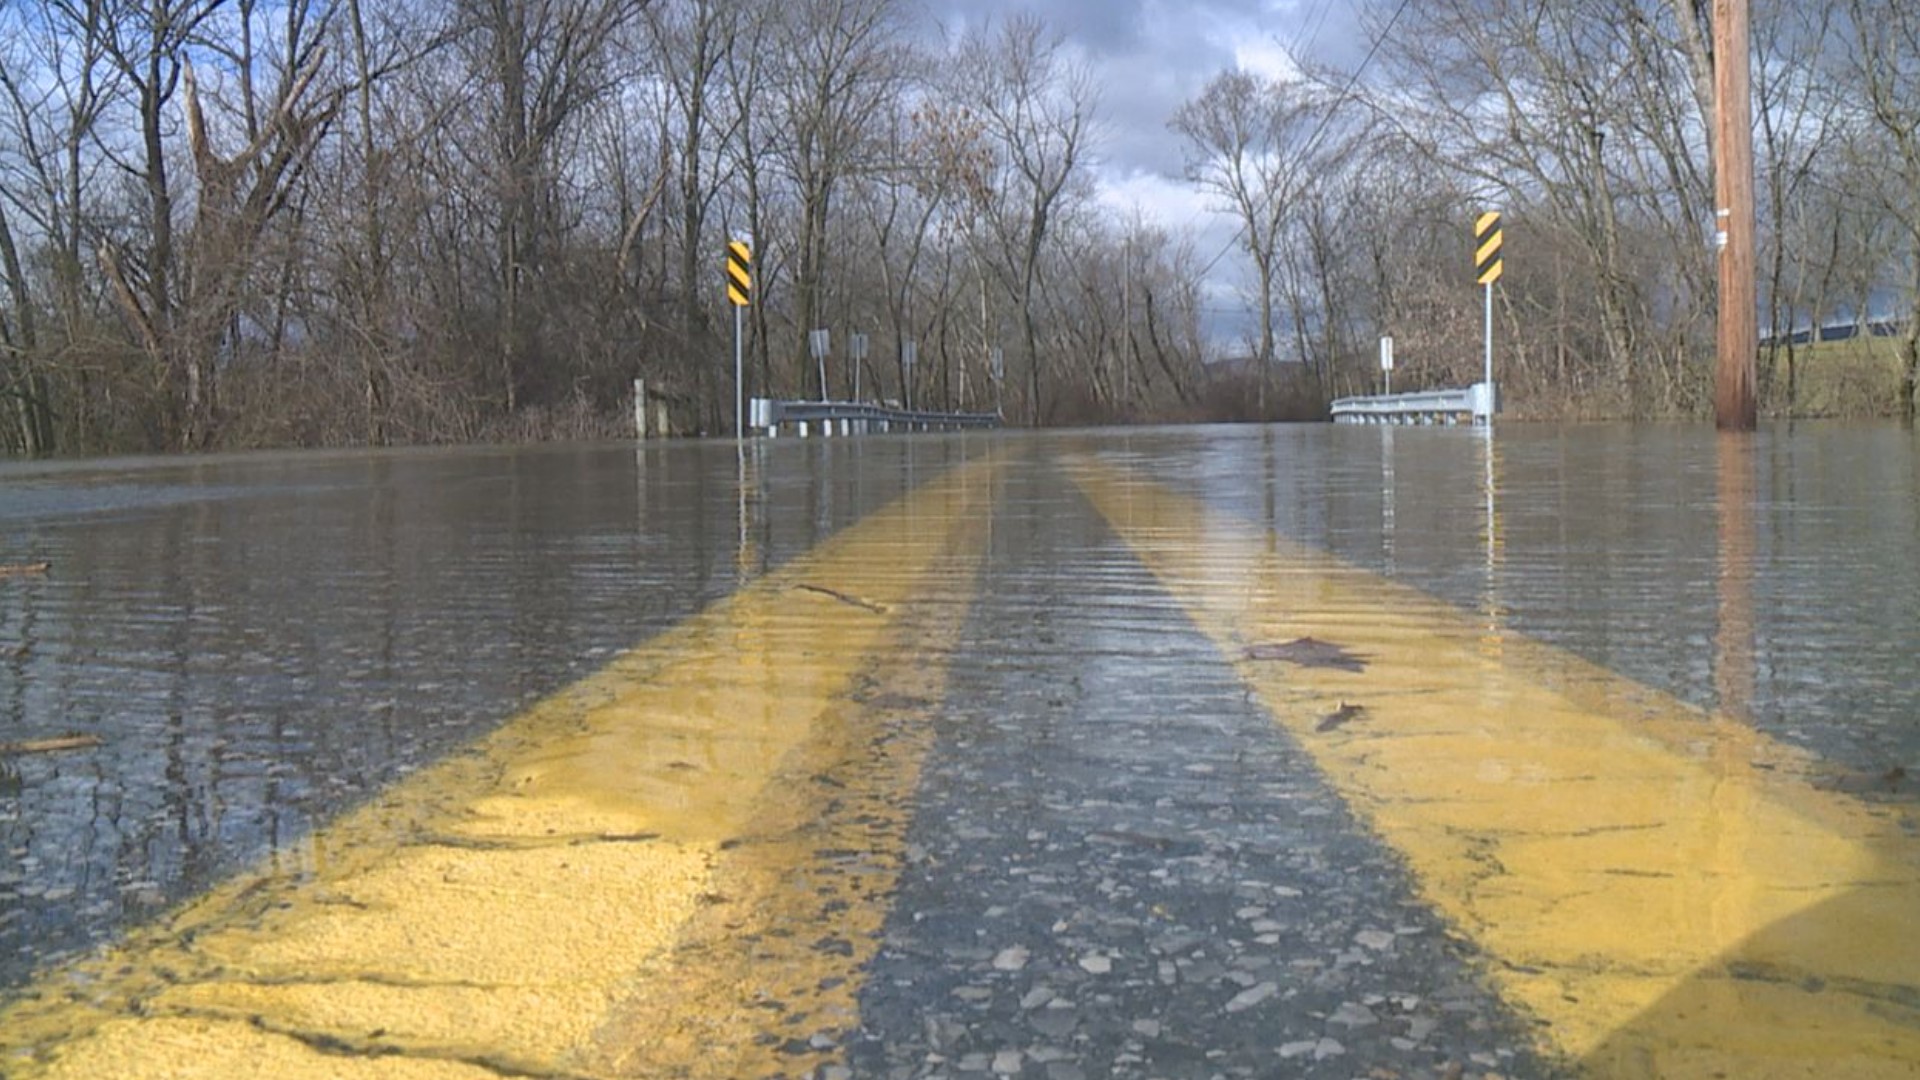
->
[809,329,831,402]
[850,332,869,402]
[901,341,918,410]
[1475,212,1504,423]
[1380,335,1394,395]
[990,347,1005,417]
[726,240,752,437]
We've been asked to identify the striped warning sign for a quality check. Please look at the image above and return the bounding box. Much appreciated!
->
[727,241,752,307]
[1475,212,1504,286]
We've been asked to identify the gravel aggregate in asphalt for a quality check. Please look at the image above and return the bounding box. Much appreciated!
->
[845,475,1561,1079]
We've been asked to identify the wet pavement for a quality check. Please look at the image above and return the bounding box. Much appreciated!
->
[0,425,1916,1078]
[849,472,1551,1079]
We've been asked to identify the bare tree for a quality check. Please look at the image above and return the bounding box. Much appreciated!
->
[1845,0,1920,419]
[644,0,738,427]
[454,0,645,415]
[1369,0,1723,414]
[949,14,1096,423]
[86,0,228,443]
[1753,0,1839,410]
[766,0,903,397]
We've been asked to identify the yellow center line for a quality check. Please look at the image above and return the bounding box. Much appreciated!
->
[1,455,1001,1080]
[1071,459,1920,1078]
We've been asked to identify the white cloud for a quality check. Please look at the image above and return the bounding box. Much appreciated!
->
[1095,170,1214,223]
[1231,37,1304,81]
[914,0,1366,345]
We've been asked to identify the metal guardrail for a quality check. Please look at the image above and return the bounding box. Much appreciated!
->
[750,398,1001,437]
[1330,384,1494,426]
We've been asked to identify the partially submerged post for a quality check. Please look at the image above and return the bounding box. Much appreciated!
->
[1713,0,1758,431]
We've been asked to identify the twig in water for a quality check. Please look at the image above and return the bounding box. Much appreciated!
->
[795,584,888,615]
[0,734,103,756]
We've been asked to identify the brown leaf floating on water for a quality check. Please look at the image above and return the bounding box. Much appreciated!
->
[1315,702,1368,733]
[1245,636,1370,673]
[1818,764,1909,796]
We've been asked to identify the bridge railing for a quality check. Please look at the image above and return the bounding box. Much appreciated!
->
[749,398,1001,437]
[1330,384,1493,426]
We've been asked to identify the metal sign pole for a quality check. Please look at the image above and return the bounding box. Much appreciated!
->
[808,328,831,402]
[1484,282,1493,407]
[991,347,1004,417]
[850,332,868,403]
[726,238,752,437]
[1474,211,1503,425]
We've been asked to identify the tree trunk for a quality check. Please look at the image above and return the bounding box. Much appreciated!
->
[1903,252,1920,423]
[0,199,50,454]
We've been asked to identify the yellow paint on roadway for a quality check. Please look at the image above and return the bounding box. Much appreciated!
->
[0,456,999,1080]
[1072,459,1920,1078]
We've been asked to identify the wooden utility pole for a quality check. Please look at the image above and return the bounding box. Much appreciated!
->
[1713,0,1758,430]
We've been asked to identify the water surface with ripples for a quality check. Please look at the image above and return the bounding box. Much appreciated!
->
[0,423,1913,993]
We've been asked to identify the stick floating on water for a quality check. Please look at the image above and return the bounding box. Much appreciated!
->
[0,734,103,756]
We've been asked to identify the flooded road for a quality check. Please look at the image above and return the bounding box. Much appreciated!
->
[0,441,961,981]
[0,424,1915,1078]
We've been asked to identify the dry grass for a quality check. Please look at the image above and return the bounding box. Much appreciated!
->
[1764,336,1910,418]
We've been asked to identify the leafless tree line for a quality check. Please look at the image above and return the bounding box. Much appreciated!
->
[7,0,1915,455]
[0,0,1214,454]
[1173,0,1920,420]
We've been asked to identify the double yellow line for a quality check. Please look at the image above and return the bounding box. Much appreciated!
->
[1070,459,1920,1078]
[1,457,1000,1080]
[9,450,1915,1079]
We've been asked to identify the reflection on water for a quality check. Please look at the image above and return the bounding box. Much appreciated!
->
[1147,422,1919,782]
[0,438,978,991]
[1717,434,1757,720]
[0,423,1915,1000]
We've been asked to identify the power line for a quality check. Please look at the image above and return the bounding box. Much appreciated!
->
[1294,0,1337,69]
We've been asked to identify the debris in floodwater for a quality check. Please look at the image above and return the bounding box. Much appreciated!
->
[1315,703,1368,733]
[795,583,889,614]
[1245,636,1369,673]
[0,562,50,578]
[0,734,103,756]
[1817,764,1910,796]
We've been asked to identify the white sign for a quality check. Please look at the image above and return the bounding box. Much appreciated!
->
[1380,336,1395,372]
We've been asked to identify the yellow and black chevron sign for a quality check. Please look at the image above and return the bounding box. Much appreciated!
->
[726,241,752,307]
[1475,212,1504,286]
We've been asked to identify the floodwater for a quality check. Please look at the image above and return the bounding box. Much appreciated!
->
[1121,423,1920,777]
[0,438,961,985]
[0,423,1916,1073]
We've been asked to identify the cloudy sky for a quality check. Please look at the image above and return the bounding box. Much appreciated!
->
[916,0,1372,343]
